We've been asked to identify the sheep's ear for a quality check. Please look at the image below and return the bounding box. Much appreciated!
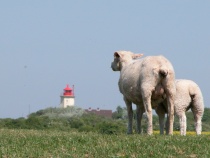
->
[114,52,122,58]
[132,54,143,59]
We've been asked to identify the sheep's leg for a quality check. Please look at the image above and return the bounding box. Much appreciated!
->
[166,97,174,135]
[144,99,153,135]
[141,91,153,135]
[162,75,175,135]
[136,105,144,134]
[164,84,175,135]
[165,115,169,134]
[156,104,165,135]
[124,97,133,134]
[158,113,165,135]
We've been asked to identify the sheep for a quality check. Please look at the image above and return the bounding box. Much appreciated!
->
[156,79,204,135]
[111,51,176,135]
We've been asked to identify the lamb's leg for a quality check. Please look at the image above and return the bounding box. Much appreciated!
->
[194,115,202,135]
[178,113,187,136]
[191,96,204,135]
[192,108,203,135]
[124,97,133,134]
[136,105,144,134]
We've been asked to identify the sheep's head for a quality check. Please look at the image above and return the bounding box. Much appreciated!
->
[111,51,143,71]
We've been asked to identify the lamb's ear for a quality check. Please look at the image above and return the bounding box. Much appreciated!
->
[132,54,144,59]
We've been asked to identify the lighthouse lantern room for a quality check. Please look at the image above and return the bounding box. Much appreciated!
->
[60,84,75,108]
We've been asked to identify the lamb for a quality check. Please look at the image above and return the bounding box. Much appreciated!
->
[111,51,176,135]
[156,79,204,135]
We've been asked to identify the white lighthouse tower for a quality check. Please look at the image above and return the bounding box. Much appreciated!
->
[60,84,75,108]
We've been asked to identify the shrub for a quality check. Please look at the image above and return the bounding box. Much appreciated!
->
[97,121,126,134]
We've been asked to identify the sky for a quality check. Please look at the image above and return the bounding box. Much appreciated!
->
[0,1,210,118]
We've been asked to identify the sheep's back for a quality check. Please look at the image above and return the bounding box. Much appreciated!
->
[118,55,174,105]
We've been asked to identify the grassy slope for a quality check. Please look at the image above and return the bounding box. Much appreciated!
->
[0,129,210,158]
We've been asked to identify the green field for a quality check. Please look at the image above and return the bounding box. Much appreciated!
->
[0,129,210,158]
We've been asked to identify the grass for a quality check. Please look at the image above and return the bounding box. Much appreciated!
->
[0,129,210,158]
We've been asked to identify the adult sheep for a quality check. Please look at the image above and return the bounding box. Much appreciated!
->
[156,79,204,135]
[111,51,176,135]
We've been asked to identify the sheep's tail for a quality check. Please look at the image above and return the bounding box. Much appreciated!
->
[159,67,168,78]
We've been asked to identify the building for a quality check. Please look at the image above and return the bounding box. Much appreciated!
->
[60,84,75,108]
[85,107,112,118]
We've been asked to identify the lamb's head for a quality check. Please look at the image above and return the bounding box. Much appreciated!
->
[111,51,143,71]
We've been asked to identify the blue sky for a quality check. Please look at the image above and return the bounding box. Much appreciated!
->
[0,1,209,118]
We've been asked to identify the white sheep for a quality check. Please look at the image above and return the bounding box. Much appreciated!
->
[156,79,204,135]
[111,51,176,135]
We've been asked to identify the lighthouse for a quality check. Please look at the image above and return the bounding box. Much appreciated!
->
[60,84,75,108]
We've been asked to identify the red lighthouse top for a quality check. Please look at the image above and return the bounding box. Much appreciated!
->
[63,84,74,96]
